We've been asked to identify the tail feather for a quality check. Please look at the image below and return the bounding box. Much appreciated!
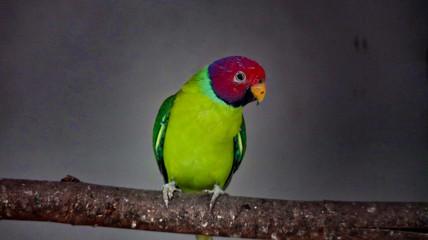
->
[196,235,212,240]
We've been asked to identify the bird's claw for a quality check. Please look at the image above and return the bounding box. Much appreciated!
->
[161,180,181,208]
[203,184,225,211]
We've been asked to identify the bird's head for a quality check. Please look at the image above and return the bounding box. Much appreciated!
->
[208,56,266,107]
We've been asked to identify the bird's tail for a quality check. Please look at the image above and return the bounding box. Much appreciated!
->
[196,235,212,240]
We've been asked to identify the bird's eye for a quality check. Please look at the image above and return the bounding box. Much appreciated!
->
[234,71,246,82]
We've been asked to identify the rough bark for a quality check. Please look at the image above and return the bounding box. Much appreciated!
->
[0,177,427,239]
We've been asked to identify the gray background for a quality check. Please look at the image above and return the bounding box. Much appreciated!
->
[1,1,427,239]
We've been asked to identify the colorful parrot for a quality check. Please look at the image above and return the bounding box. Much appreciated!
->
[153,56,266,211]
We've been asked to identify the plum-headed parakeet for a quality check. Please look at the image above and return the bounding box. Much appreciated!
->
[153,56,266,210]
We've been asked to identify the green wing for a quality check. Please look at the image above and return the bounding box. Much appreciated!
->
[223,115,247,189]
[153,94,176,183]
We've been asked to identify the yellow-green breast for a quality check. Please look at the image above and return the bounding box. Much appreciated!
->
[163,67,243,192]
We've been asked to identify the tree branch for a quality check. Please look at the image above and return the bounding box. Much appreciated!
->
[0,177,427,239]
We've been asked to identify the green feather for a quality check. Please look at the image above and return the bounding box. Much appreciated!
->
[224,115,247,189]
[153,94,176,183]
[234,115,247,173]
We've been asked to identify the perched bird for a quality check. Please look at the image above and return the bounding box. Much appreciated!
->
[153,56,266,211]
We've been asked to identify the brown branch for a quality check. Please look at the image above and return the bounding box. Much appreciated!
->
[0,177,427,239]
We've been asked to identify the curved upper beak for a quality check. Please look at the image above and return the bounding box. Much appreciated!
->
[250,80,266,105]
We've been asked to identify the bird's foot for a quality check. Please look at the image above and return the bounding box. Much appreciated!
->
[203,184,225,211]
[161,180,181,208]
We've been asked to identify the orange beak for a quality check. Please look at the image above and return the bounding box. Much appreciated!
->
[250,81,266,105]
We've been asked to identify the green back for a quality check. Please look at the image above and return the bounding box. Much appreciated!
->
[153,94,176,183]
